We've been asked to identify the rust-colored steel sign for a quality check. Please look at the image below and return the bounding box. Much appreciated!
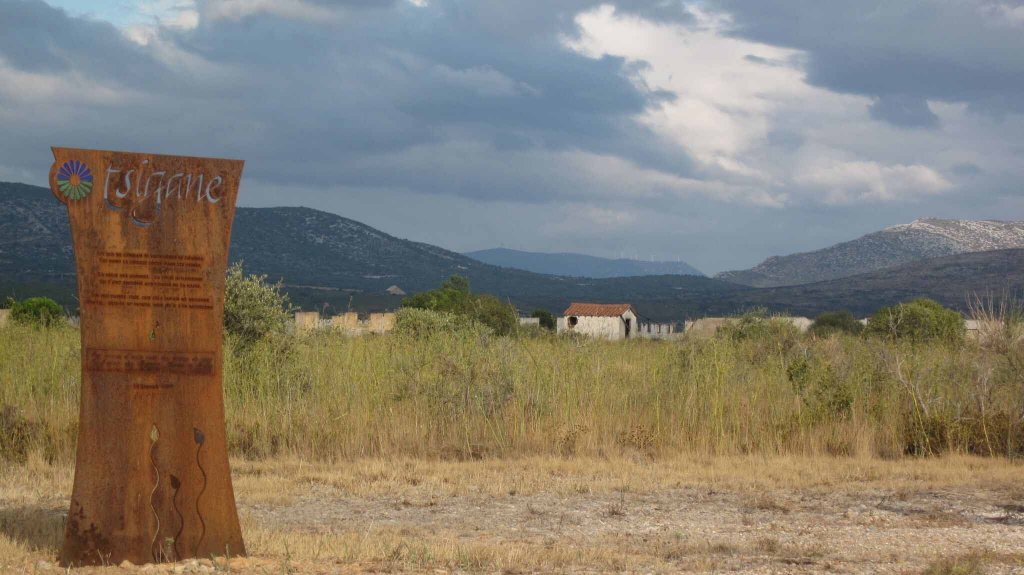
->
[50,148,245,565]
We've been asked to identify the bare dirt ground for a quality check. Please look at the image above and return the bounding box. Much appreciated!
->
[3,456,1024,574]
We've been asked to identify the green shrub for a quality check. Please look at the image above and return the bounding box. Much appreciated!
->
[10,297,64,327]
[224,262,293,345]
[809,311,864,337]
[470,294,517,336]
[403,275,518,335]
[718,308,800,344]
[531,309,556,330]
[393,307,492,338]
[402,275,472,315]
[866,298,964,343]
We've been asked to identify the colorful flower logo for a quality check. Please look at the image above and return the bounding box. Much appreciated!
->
[56,160,94,201]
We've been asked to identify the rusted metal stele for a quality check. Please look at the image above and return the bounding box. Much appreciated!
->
[50,148,246,566]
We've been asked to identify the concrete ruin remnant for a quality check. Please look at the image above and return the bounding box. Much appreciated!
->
[368,312,396,334]
[330,312,359,331]
[294,311,321,333]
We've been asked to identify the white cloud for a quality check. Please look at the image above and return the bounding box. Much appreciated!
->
[566,4,809,175]
[0,57,138,106]
[564,3,972,208]
[120,0,199,45]
[980,2,1024,27]
[796,160,952,205]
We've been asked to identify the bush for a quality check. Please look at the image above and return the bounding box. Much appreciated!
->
[809,311,864,337]
[10,297,64,327]
[224,262,293,345]
[402,275,518,335]
[531,309,556,331]
[393,307,492,338]
[718,308,800,343]
[402,276,472,314]
[470,294,518,336]
[866,298,964,343]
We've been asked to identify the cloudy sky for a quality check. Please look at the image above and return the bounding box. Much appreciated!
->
[2,0,1023,273]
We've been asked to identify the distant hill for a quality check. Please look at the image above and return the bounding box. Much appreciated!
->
[465,247,703,278]
[0,182,729,318]
[720,248,1024,317]
[716,219,1024,287]
[3,181,1024,321]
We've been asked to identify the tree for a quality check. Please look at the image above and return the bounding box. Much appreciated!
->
[402,275,518,335]
[10,297,64,327]
[223,262,293,345]
[809,311,863,337]
[471,294,518,336]
[401,275,472,315]
[866,298,964,343]
[531,309,556,331]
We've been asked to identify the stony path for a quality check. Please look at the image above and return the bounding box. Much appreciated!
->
[236,484,1024,573]
[5,458,1024,573]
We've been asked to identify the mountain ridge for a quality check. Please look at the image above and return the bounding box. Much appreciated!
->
[465,247,703,278]
[4,181,1024,321]
[715,218,1024,287]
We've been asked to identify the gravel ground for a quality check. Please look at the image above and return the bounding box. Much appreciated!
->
[5,459,1024,574]
[236,484,1024,573]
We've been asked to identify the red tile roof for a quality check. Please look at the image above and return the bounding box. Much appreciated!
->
[563,302,635,317]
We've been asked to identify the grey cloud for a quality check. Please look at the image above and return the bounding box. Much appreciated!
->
[0,0,696,198]
[742,54,789,68]
[712,0,1024,120]
[868,94,939,129]
[766,129,804,151]
[1,0,1022,273]
[952,163,984,177]
[0,0,162,81]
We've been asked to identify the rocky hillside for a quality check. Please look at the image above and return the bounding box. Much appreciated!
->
[716,218,1024,287]
[0,182,75,281]
[5,181,1024,320]
[0,182,729,316]
[465,248,703,278]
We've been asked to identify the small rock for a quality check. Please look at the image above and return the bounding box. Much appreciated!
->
[228,557,250,569]
[197,559,213,567]
[120,559,135,569]
[35,561,53,571]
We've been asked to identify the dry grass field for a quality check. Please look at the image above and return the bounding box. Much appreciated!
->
[3,319,1024,573]
[3,455,1024,574]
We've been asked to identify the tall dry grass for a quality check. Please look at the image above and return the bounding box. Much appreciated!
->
[2,321,1024,463]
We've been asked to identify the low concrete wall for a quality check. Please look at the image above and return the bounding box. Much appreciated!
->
[965,319,1018,345]
[780,317,813,333]
[637,322,678,339]
[330,312,359,331]
[685,316,813,337]
[368,312,396,334]
[684,318,732,338]
[518,317,541,327]
[294,311,321,333]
